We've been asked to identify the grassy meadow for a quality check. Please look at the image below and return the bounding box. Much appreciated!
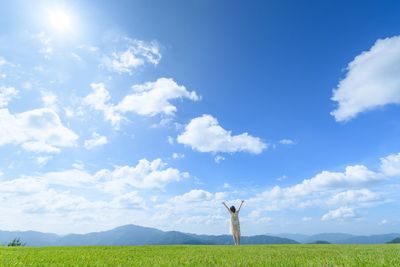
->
[1,244,400,266]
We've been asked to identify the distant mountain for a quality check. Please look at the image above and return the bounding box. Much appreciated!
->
[0,230,59,246]
[386,237,400,244]
[190,234,298,245]
[2,226,398,246]
[0,225,297,246]
[308,240,331,244]
[343,234,400,244]
[276,232,400,244]
[275,233,309,243]
[305,233,356,244]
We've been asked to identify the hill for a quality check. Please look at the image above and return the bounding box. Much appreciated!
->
[0,225,297,246]
[386,237,400,244]
[277,232,400,244]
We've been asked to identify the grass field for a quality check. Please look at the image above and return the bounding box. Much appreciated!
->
[1,244,400,266]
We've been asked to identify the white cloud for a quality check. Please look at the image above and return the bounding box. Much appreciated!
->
[276,175,288,181]
[172,189,213,203]
[250,166,379,210]
[36,156,52,166]
[72,162,85,170]
[331,35,400,121]
[321,206,358,221]
[247,153,400,213]
[84,79,199,127]
[103,39,161,74]
[152,189,227,229]
[115,78,199,116]
[83,83,124,127]
[0,177,47,194]
[23,141,61,153]
[78,44,99,52]
[36,32,53,58]
[41,91,58,111]
[326,189,381,206]
[167,136,174,145]
[279,139,295,145]
[0,57,7,66]
[214,155,225,163]
[177,114,267,154]
[302,216,312,221]
[380,153,400,176]
[110,191,146,209]
[380,219,388,225]
[2,157,187,195]
[0,86,18,107]
[172,153,184,160]
[84,132,108,150]
[98,158,189,194]
[40,169,100,188]
[284,165,380,196]
[0,108,78,153]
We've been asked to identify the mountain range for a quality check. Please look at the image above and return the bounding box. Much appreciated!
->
[276,232,400,244]
[1,225,399,246]
[0,225,297,246]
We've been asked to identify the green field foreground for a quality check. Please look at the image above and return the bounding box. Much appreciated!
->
[1,245,400,267]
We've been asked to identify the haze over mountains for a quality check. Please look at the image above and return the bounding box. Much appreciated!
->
[1,225,399,246]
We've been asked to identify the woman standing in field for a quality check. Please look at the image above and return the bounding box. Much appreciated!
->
[222,200,244,246]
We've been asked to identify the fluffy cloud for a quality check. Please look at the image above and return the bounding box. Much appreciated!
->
[380,153,400,176]
[110,191,146,209]
[0,108,78,153]
[98,158,189,194]
[281,165,380,197]
[116,78,199,116]
[0,177,47,194]
[171,189,213,203]
[177,114,267,154]
[152,189,228,230]
[84,79,199,127]
[331,36,400,121]
[248,153,400,214]
[84,132,108,150]
[41,91,58,111]
[214,155,225,163]
[103,39,161,74]
[321,206,358,221]
[0,86,18,107]
[279,139,295,145]
[0,57,7,66]
[172,153,184,160]
[83,83,124,127]
[0,158,187,220]
[326,189,381,206]
[4,158,185,192]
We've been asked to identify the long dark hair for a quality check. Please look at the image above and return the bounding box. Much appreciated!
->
[230,206,236,213]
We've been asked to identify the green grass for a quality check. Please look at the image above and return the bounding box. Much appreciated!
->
[1,245,400,266]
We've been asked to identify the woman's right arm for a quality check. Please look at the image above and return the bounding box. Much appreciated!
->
[222,202,231,213]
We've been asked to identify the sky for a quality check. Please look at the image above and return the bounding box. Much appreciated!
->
[1,0,400,236]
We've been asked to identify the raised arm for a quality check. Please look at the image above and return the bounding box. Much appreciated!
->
[222,202,231,213]
[237,200,245,213]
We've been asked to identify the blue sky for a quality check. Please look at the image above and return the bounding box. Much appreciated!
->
[1,0,400,235]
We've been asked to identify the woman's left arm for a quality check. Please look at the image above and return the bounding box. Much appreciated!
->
[237,200,245,213]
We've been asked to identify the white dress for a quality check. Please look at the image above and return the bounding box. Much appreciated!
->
[230,211,240,236]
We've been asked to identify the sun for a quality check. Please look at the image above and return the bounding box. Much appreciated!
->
[48,9,72,32]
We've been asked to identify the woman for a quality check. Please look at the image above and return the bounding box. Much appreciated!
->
[222,200,244,245]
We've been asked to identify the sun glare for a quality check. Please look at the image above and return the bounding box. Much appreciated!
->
[49,9,72,32]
